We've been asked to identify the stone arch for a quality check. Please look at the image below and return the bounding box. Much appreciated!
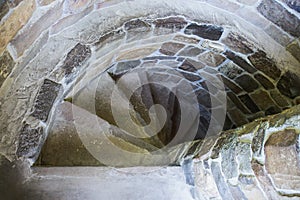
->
[0,0,300,199]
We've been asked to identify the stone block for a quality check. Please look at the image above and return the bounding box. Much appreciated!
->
[125,19,151,32]
[0,51,14,87]
[218,62,243,79]
[0,0,36,55]
[173,35,200,44]
[228,108,249,126]
[198,51,226,67]
[182,58,205,70]
[238,94,260,113]
[250,90,276,110]
[258,0,300,37]
[285,0,300,12]
[264,24,293,46]
[227,92,251,114]
[179,60,198,72]
[159,42,185,56]
[287,39,300,62]
[64,0,92,14]
[178,45,204,57]
[224,51,256,73]
[184,24,223,41]
[270,90,291,108]
[94,29,125,50]
[248,51,281,80]
[107,60,141,80]
[11,1,63,57]
[31,79,61,122]
[0,0,9,21]
[254,73,274,90]
[234,74,259,93]
[222,32,254,54]
[62,43,91,76]
[16,123,43,158]
[153,17,187,35]
[116,46,158,61]
[220,75,243,94]
[38,0,55,6]
[50,5,93,35]
[277,71,300,99]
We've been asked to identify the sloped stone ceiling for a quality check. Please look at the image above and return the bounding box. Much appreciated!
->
[0,0,299,198]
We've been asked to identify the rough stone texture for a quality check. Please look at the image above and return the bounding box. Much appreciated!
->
[50,6,93,35]
[65,0,92,14]
[249,51,281,80]
[198,51,226,67]
[220,75,243,94]
[227,92,251,114]
[159,42,185,56]
[0,0,9,21]
[94,29,126,50]
[154,17,187,35]
[184,24,224,41]
[201,40,225,53]
[287,40,300,62]
[31,79,61,122]
[224,51,256,73]
[277,71,300,99]
[107,60,141,80]
[254,73,275,90]
[270,90,291,108]
[10,1,63,57]
[228,108,248,126]
[222,32,254,54]
[234,74,259,93]
[239,94,260,113]
[250,90,276,110]
[258,0,300,37]
[125,19,151,31]
[0,0,36,55]
[285,0,300,12]
[38,0,55,6]
[173,35,200,44]
[178,45,204,57]
[0,51,14,87]
[62,43,91,76]
[265,129,300,194]
[16,124,44,158]
[124,19,152,41]
[0,2,299,198]
[218,62,243,79]
[36,102,103,166]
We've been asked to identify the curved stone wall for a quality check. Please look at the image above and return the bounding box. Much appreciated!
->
[0,0,299,165]
[0,0,300,199]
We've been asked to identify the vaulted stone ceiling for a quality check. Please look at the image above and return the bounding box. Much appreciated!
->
[0,0,300,199]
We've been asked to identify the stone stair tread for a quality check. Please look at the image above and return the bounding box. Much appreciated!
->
[24,166,195,200]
